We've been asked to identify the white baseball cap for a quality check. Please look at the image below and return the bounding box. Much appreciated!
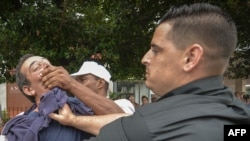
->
[70,61,111,82]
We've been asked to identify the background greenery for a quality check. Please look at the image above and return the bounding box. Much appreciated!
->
[0,0,249,83]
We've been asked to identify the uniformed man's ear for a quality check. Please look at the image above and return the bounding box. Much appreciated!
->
[22,85,36,96]
[183,44,203,72]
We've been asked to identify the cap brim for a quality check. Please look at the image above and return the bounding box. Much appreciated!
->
[70,72,87,77]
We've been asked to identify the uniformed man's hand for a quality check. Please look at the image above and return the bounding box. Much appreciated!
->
[49,104,76,126]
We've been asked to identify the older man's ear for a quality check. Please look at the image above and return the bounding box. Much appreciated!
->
[22,86,36,96]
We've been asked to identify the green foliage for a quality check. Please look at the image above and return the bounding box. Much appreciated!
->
[108,91,130,100]
[1,110,10,125]
[0,0,114,80]
[0,0,250,82]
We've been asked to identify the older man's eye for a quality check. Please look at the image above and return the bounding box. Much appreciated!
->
[31,66,38,72]
[33,67,38,72]
[34,65,42,72]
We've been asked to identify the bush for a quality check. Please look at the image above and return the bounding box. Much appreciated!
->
[1,110,10,125]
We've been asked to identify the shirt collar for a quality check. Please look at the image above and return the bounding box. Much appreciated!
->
[159,76,225,100]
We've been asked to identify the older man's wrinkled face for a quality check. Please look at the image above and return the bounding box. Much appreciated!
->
[21,56,51,98]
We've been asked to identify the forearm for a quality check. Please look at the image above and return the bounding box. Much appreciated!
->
[71,113,131,135]
[41,65,123,114]
[69,80,124,115]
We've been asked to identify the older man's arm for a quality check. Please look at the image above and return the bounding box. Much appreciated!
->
[49,104,131,135]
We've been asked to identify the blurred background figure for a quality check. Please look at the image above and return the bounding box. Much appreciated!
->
[235,91,250,109]
[127,94,139,109]
[151,94,159,103]
[141,95,149,106]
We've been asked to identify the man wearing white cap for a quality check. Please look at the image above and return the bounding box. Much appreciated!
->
[71,60,135,114]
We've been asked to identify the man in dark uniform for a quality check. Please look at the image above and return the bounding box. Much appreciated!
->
[47,3,250,141]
